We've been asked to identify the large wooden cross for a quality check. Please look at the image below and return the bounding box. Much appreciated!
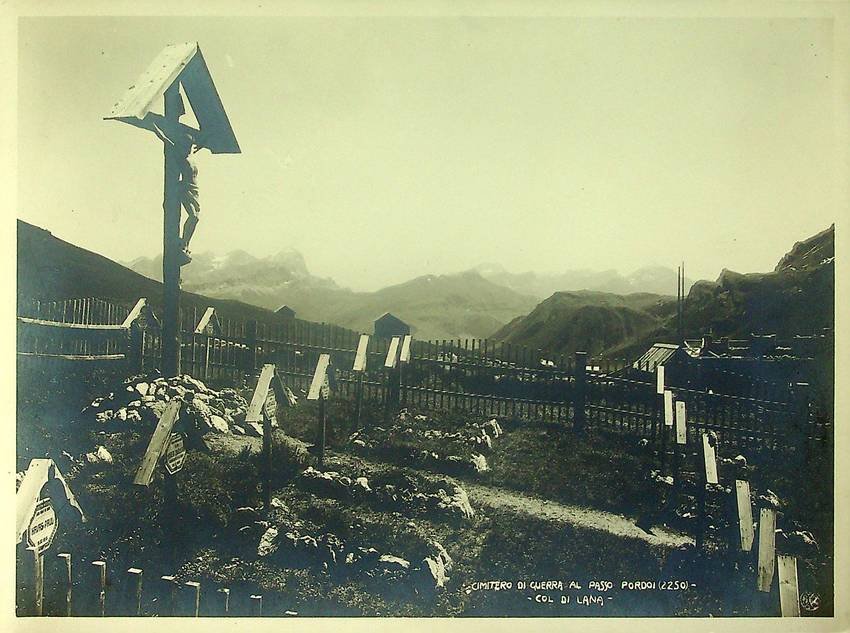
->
[105,42,240,375]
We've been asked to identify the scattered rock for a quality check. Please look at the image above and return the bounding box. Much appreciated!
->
[257,526,280,557]
[470,453,489,473]
[378,554,410,572]
[209,415,230,434]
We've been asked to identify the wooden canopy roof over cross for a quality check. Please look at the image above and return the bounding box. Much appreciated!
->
[104,42,240,154]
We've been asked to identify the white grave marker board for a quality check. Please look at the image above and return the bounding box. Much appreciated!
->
[384,336,400,369]
[663,390,674,427]
[399,335,412,363]
[735,480,755,552]
[656,365,665,395]
[675,401,687,445]
[27,498,57,555]
[701,433,719,484]
[777,555,800,617]
[353,334,369,372]
[308,354,331,401]
[757,507,777,592]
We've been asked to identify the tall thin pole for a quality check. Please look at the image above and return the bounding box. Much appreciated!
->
[162,85,182,376]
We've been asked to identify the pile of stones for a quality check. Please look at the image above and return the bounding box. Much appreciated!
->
[298,466,475,521]
[82,373,252,436]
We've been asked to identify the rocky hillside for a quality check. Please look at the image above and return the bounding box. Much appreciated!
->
[490,225,834,359]
[677,224,834,341]
[492,291,675,357]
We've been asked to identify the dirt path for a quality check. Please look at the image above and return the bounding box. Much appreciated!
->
[462,481,692,549]
[205,433,693,550]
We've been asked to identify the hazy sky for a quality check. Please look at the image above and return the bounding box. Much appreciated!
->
[17,14,839,291]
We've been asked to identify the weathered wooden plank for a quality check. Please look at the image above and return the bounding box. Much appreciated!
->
[757,507,777,592]
[16,352,127,361]
[675,401,687,444]
[663,390,674,426]
[777,555,800,617]
[17,317,126,331]
[246,364,275,423]
[399,334,412,363]
[735,480,755,552]
[308,354,331,401]
[353,334,369,372]
[384,336,400,369]
[133,400,181,486]
[702,433,719,484]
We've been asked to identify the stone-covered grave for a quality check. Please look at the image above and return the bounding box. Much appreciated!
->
[348,409,504,476]
[81,373,262,436]
[234,494,456,592]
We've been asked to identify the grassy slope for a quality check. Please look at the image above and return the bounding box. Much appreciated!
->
[492,290,676,357]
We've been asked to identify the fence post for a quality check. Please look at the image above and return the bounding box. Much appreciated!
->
[92,560,107,617]
[127,325,144,374]
[185,581,200,617]
[245,320,258,375]
[217,587,230,615]
[573,351,587,433]
[127,568,143,616]
[57,552,72,616]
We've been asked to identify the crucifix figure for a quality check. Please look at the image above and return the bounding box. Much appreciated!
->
[148,88,204,266]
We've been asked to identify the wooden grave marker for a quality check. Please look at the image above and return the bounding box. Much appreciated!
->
[247,364,277,512]
[735,480,755,552]
[399,334,412,364]
[384,336,400,369]
[756,507,777,592]
[663,390,674,426]
[308,354,331,401]
[134,400,182,486]
[675,401,687,445]
[353,334,369,372]
[27,498,57,556]
[194,306,222,336]
[353,334,369,426]
[656,364,665,395]
[777,555,801,617]
[701,433,719,485]
[308,354,332,466]
[16,459,86,616]
[163,433,187,475]
[398,334,412,404]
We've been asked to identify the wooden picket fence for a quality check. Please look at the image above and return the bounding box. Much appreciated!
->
[16,297,829,452]
[17,551,299,617]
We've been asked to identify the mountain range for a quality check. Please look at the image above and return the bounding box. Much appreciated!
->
[471,263,693,299]
[20,217,833,359]
[124,249,691,340]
